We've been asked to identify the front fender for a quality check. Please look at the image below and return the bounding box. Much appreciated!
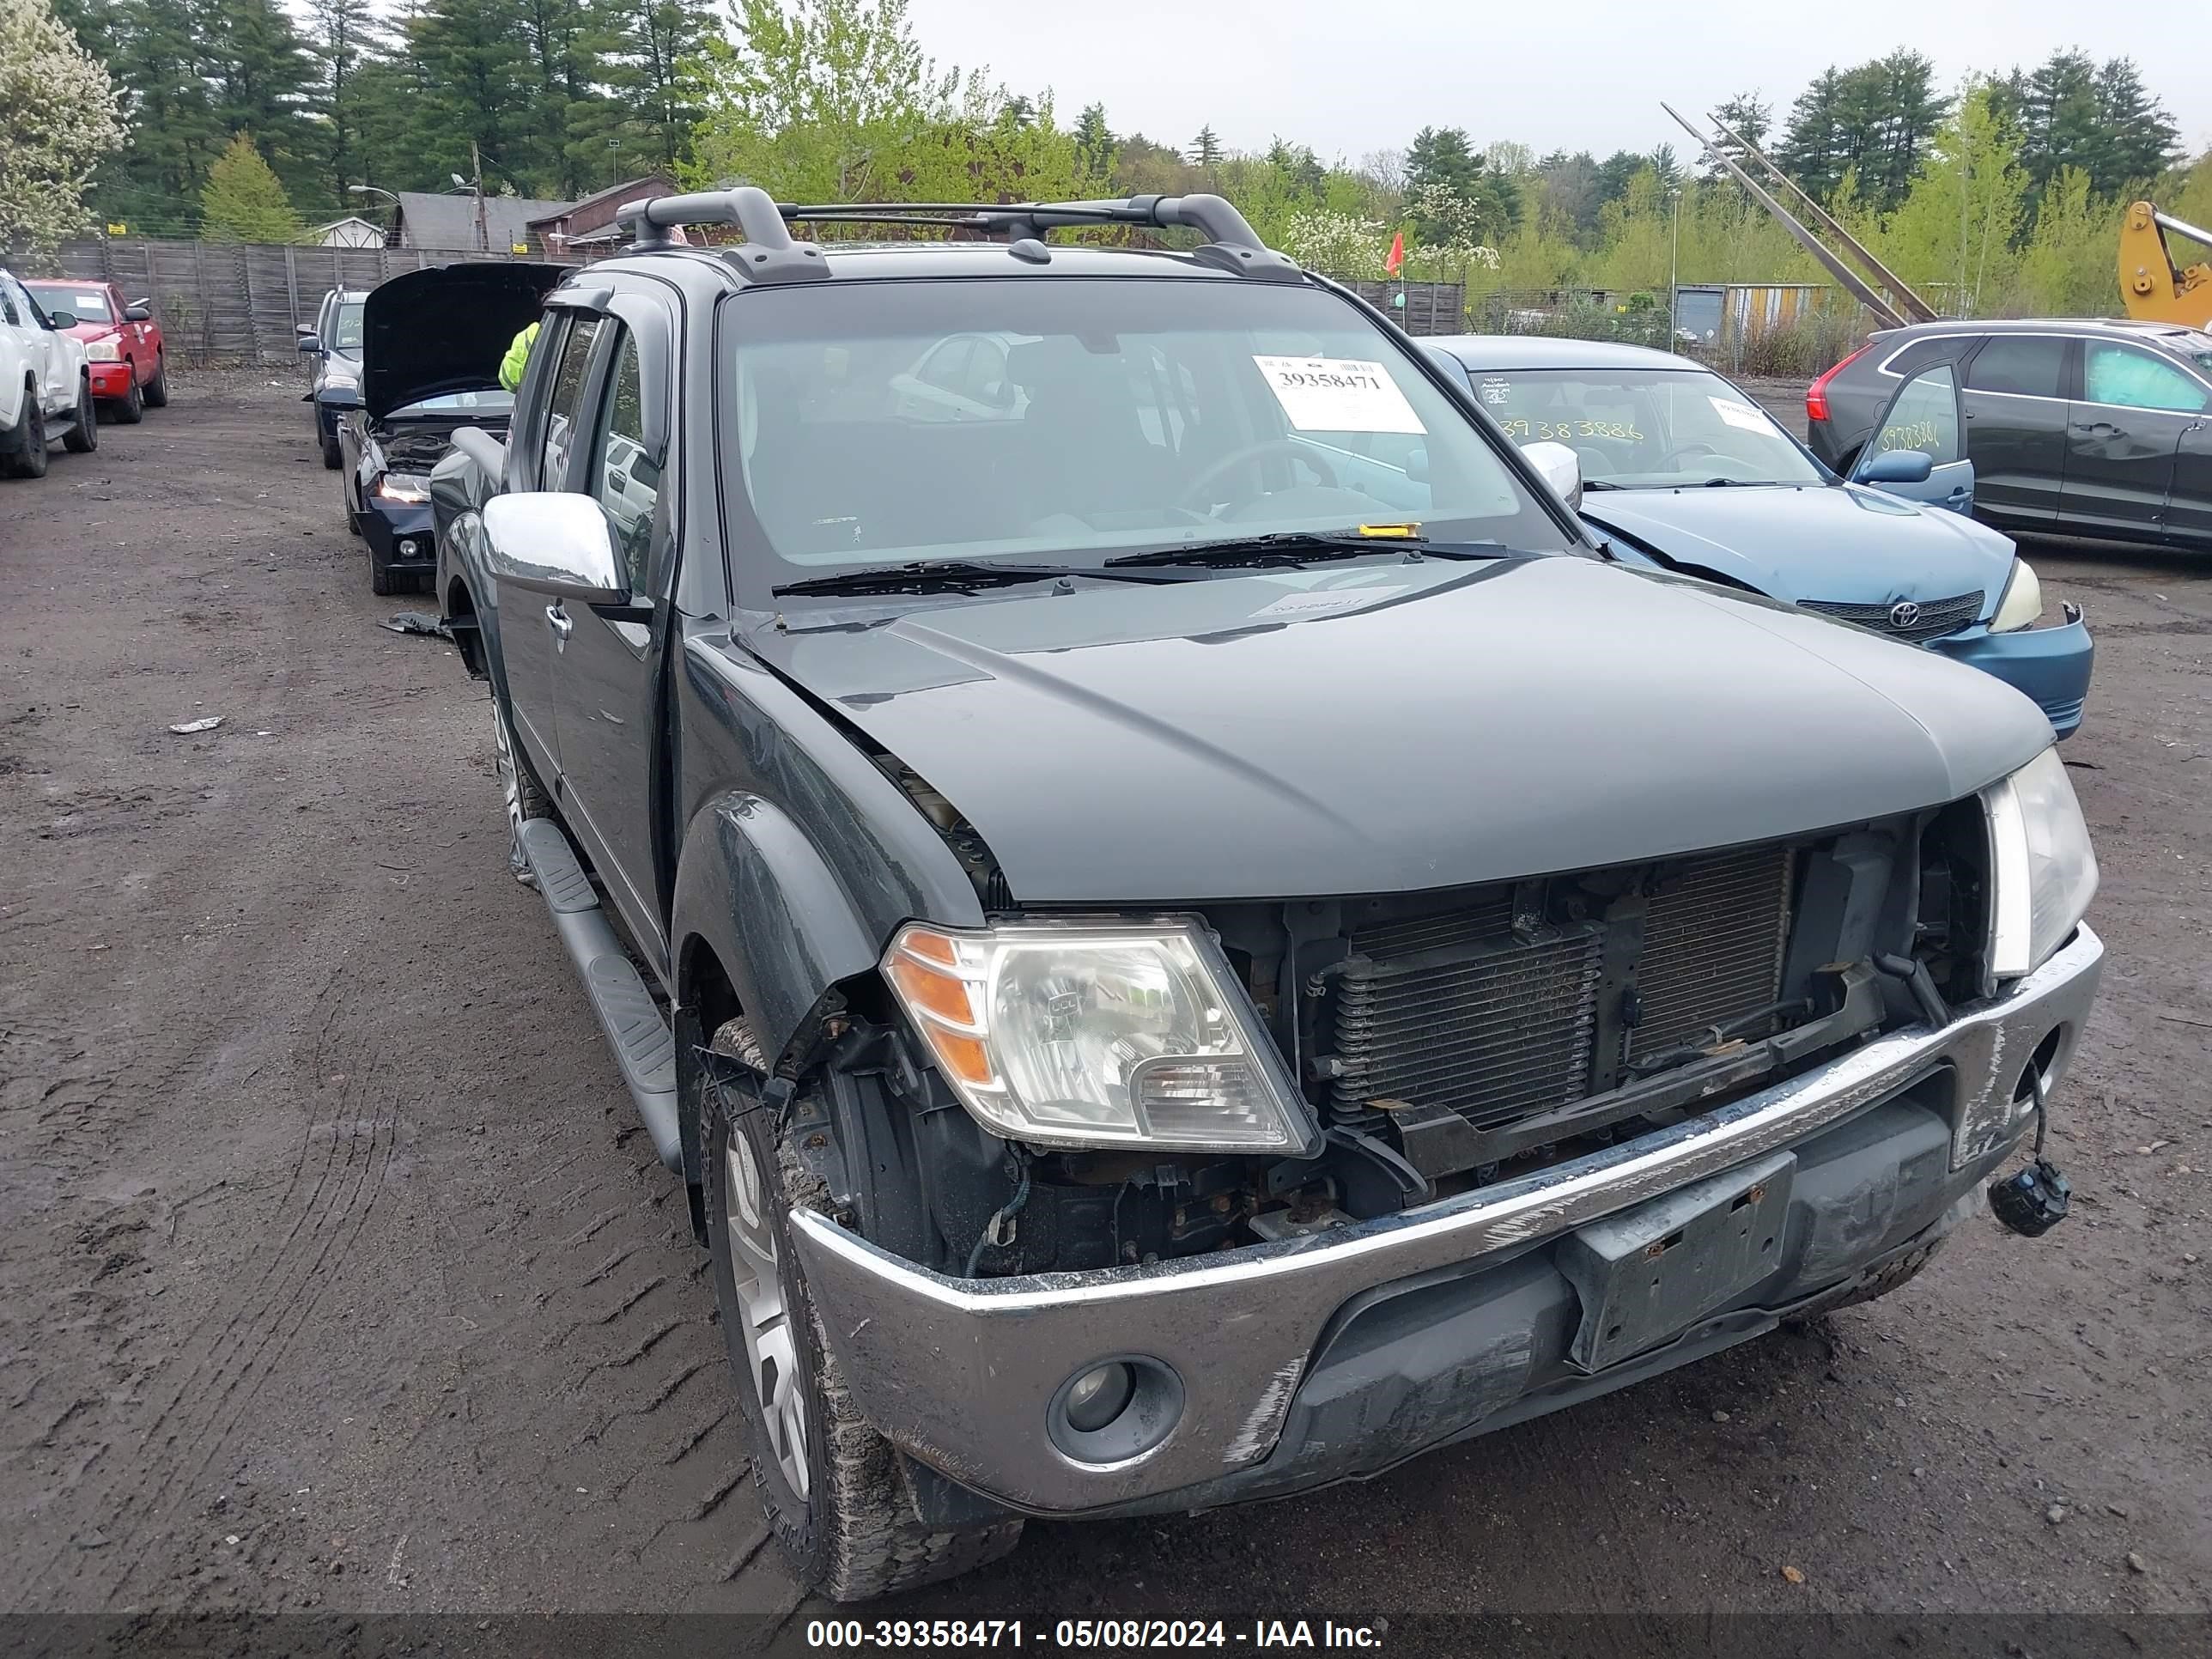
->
[672,791,881,1073]
[432,455,504,689]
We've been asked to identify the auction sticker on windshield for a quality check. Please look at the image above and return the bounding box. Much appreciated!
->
[1252,356,1425,434]
[1707,395,1773,434]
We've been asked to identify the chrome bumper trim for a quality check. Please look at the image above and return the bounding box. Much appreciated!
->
[789,926,2102,1513]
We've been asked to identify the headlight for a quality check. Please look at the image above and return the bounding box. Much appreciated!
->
[884,920,1318,1154]
[1990,559,2044,631]
[86,338,122,362]
[1982,746,2097,979]
[373,475,429,504]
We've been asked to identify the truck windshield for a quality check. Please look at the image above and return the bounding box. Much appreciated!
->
[27,284,112,324]
[1453,365,1826,488]
[720,276,1574,578]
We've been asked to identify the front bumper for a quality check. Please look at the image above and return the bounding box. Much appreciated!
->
[790,925,2103,1516]
[89,362,135,398]
[1930,610,2094,740]
[361,501,435,565]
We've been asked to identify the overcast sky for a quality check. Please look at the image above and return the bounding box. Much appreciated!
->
[906,0,2212,165]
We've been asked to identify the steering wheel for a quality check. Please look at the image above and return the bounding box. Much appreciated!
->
[1180,438,1340,507]
[1651,441,1720,470]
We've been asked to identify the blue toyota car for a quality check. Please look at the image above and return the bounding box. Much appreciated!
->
[1422,337,2094,738]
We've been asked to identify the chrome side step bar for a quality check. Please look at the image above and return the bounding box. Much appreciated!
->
[517,816,682,1171]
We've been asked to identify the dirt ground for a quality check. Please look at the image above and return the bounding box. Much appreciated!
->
[2,374,2208,1652]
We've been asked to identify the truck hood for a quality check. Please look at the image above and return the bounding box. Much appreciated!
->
[738,556,2054,905]
[362,263,562,419]
[1582,482,2013,615]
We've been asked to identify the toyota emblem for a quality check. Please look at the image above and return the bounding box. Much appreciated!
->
[1889,600,1922,629]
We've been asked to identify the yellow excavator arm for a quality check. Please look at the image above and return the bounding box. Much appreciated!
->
[2119,200,2212,326]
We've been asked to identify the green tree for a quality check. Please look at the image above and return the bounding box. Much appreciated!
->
[304,0,385,205]
[199,129,306,239]
[1405,125,1517,243]
[1644,142,1680,191]
[1072,100,1114,185]
[1993,50,2179,207]
[581,0,719,179]
[1782,52,1950,212]
[1188,125,1222,167]
[1873,83,2027,310]
[398,0,539,192]
[0,0,128,253]
[1700,92,1771,182]
[205,0,322,201]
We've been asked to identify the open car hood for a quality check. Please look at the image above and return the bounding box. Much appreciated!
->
[362,263,563,420]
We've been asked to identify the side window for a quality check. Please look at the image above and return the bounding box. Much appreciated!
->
[2082,343,2208,414]
[540,313,604,489]
[1879,337,1954,380]
[588,332,658,593]
[1965,336,2064,398]
[1876,366,1963,465]
[0,283,17,327]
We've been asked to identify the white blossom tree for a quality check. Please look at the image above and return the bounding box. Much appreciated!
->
[0,0,127,257]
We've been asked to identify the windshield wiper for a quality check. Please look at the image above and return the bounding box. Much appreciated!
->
[1104,530,1510,568]
[1579,478,1624,490]
[770,559,1194,598]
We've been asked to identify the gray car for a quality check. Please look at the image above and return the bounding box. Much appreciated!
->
[428,188,2103,1600]
[296,286,368,469]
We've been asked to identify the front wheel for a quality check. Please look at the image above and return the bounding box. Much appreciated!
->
[702,1024,1022,1601]
[142,353,168,408]
[111,377,145,424]
[322,431,341,470]
[3,393,47,479]
[62,380,97,453]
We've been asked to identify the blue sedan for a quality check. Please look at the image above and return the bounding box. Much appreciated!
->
[1424,337,2094,738]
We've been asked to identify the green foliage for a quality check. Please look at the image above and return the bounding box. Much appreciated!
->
[1989,49,2180,209]
[1406,125,1516,244]
[1188,125,1221,167]
[0,0,127,254]
[1777,52,1949,211]
[198,130,304,240]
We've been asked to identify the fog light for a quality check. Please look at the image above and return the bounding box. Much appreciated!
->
[1064,1363,1133,1432]
[398,538,421,557]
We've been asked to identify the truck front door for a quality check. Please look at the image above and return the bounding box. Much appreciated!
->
[498,310,606,788]
[549,314,670,963]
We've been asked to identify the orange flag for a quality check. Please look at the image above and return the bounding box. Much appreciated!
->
[1384,229,1406,276]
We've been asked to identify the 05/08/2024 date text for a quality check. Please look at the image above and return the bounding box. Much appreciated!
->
[806,1618,1388,1649]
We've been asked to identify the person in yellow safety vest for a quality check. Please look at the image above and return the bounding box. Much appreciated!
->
[498,320,539,392]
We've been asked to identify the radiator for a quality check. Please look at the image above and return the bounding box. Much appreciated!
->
[1325,844,1799,1134]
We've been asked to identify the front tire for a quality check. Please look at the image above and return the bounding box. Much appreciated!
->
[702,1022,1022,1601]
[3,391,47,479]
[322,431,342,469]
[111,377,145,424]
[143,353,168,408]
[62,379,97,453]
[369,547,401,595]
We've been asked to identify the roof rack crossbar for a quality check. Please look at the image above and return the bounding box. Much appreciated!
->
[613,189,1302,282]
[615,185,830,283]
[775,193,1304,279]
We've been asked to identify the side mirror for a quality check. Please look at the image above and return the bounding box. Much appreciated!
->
[46,310,77,330]
[319,386,362,411]
[1522,440,1583,511]
[125,303,152,322]
[1858,448,1935,485]
[297,332,321,355]
[130,296,153,313]
[483,492,628,605]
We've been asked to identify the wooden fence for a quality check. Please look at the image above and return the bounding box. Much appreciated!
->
[38,238,544,367]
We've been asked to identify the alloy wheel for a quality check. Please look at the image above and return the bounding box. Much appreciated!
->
[723,1132,811,1501]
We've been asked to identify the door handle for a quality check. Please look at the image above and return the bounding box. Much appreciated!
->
[545,602,573,644]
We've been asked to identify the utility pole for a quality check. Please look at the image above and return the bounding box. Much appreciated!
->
[1668,186,1682,341]
[471,139,488,252]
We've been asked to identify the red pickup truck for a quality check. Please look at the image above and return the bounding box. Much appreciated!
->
[23,280,167,422]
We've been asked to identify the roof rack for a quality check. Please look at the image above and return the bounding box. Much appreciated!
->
[614,186,1304,283]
